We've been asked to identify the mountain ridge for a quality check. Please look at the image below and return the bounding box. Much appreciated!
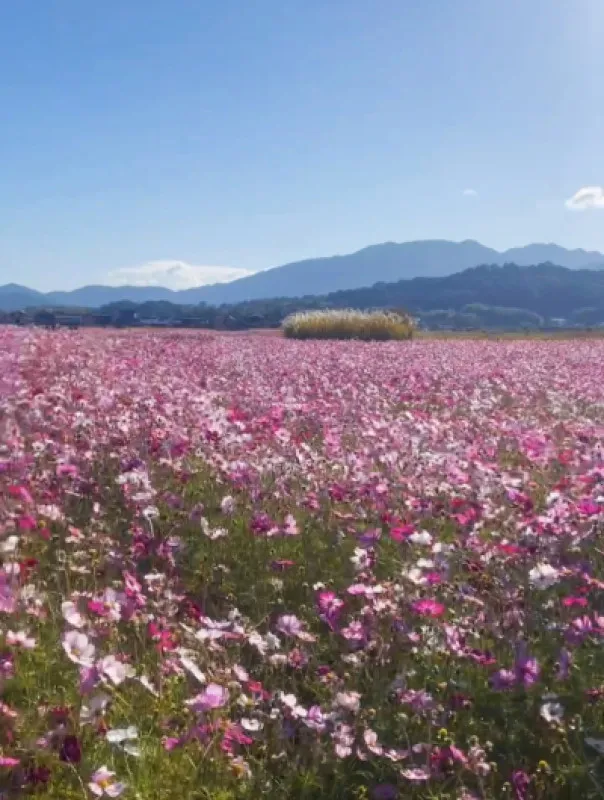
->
[2,239,604,311]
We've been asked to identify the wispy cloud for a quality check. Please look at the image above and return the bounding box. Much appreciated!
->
[462,188,478,197]
[565,186,604,210]
[106,260,253,290]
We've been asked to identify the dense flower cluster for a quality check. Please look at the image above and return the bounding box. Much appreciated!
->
[2,327,604,798]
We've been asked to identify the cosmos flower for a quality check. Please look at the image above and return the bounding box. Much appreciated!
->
[62,631,96,667]
[412,599,445,617]
[186,683,229,712]
[88,766,126,798]
[529,563,560,590]
[61,600,86,628]
[540,701,564,724]
[276,614,304,637]
[98,655,135,685]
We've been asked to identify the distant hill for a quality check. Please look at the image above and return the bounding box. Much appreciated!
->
[186,240,604,305]
[96,263,604,331]
[324,262,604,320]
[89,262,604,329]
[1,240,604,311]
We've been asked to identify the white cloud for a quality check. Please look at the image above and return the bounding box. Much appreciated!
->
[462,188,478,197]
[106,260,253,290]
[565,186,604,210]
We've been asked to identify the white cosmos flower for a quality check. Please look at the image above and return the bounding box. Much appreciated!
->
[408,531,433,546]
[106,726,140,757]
[540,701,564,724]
[106,726,138,743]
[137,675,159,697]
[0,536,20,554]
[80,692,112,724]
[404,567,427,585]
[178,651,206,684]
[240,718,263,732]
[529,562,560,590]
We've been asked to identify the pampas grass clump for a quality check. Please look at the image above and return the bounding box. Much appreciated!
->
[282,309,414,341]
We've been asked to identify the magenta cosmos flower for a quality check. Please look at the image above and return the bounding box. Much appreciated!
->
[412,599,446,617]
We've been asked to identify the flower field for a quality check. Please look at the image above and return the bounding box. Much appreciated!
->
[3,327,604,799]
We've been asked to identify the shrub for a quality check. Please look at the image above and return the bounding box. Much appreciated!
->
[282,309,414,340]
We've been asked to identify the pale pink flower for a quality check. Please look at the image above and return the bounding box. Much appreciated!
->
[186,683,228,712]
[220,495,236,515]
[401,767,431,781]
[276,614,303,637]
[335,691,361,713]
[62,631,96,667]
[62,600,86,628]
[0,572,16,614]
[88,766,126,797]
[98,655,135,686]
[283,514,299,535]
[6,630,36,649]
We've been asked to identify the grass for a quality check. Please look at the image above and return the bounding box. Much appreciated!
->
[282,309,414,340]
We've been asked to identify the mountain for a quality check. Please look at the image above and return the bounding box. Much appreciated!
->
[324,262,604,319]
[150,262,604,328]
[0,284,45,311]
[46,285,177,308]
[1,240,604,310]
[175,241,604,304]
[94,263,604,331]
[0,283,176,311]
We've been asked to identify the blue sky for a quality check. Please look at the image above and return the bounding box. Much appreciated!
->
[1,0,603,291]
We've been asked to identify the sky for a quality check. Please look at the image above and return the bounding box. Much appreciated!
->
[1,0,603,291]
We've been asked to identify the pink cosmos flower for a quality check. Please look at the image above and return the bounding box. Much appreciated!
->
[88,588,125,622]
[186,683,228,712]
[276,614,303,637]
[491,668,516,691]
[412,599,446,618]
[61,600,86,628]
[88,766,126,797]
[514,655,540,687]
[562,596,588,608]
[8,484,33,505]
[283,514,299,535]
[304,705,327,732]
[511,769,531,800]
[98,655,135,686]
[80,665,100,694]
[401,767,431,781]
[317,590,344,629]
[0,571,16,614]
[6,630,36,649]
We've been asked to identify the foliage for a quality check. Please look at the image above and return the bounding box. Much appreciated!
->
[282,309,414,340]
